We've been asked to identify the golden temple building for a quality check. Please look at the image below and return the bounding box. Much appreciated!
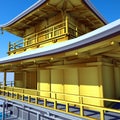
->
[0,0,120,120]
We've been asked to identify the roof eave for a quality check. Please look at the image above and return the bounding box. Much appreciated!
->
[0,19,119,64]
[0,0,107,30]
[83,0,108,24]
[0,0,47,29]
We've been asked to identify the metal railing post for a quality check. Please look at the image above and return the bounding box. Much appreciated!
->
[2,101,5,120]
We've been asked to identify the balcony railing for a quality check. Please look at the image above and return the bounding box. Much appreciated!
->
[8,20,82,52]
[0,81,14,87]
[0,86,120,120]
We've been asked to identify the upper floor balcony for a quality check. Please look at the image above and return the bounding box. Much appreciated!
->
[8,20,83,55]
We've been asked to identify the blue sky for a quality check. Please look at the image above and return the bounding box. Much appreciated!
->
[0,0,120,58]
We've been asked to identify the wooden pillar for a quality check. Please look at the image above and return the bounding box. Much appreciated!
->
[4,71,7,87]
[37,66,40,91]
[24,72,27,88]
[113,66,117,98]
[98,65,104,106]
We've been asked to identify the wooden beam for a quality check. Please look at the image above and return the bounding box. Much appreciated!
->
[46,62,102,69]
[47,3,59,11]
[103,53,120,58]
[90,42,119,55]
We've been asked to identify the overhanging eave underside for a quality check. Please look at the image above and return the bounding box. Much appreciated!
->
[1,0,107,37]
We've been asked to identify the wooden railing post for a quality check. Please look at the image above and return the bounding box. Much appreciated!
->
[54,101,57,110]
[28,96,31,103]
[65,16,69,34]
[80,97,84,117]
[54,93,57,109]
[66,102,69,113]
[0,83,1,89]
[53,26,54,37]
[100,110,105,120]
[35,33,38,43]
[14,43,16,50]
[22,89,24,101]
[36,97,38,104]
[44,99,47,107]
[11,81,12,87]
[16,93,19,99]
[8,42,11,52]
